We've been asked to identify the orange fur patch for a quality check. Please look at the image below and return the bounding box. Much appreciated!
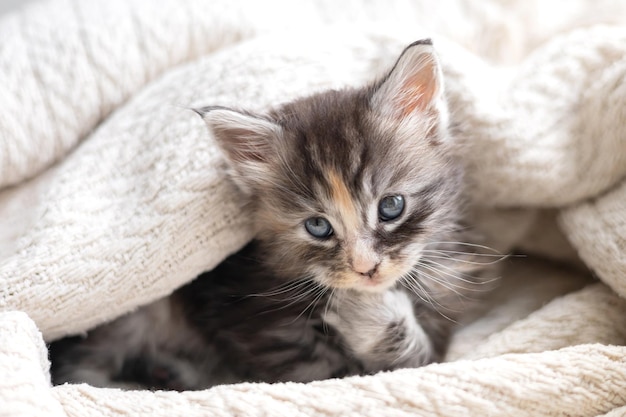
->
[328,170,359,233]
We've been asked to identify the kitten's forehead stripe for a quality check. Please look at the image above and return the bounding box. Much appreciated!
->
[410,178,446,199]
[328,170,359,233]
[348,143,371,197]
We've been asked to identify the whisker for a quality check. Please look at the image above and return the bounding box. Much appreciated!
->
[402,272,440,309]
[421,249,514,258]
[321,288,336,335]
[420,257,501,288]
[256,282,322,316]
[414,264,468,298]
[290,286,328,324]
[416,260,477,289]
[411,271,465,314]
[422,261,498,298]
[403,272,457,322]
[244,278,313,298]
[306,288,328,323]
[420,250,499,277]
[423,241,502,254]
[421,254,507,266]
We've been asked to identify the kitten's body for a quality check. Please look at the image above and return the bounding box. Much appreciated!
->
[51,243,359,389]
[50,40,495,390]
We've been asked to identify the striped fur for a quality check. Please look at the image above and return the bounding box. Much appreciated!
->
[50,40,495,390]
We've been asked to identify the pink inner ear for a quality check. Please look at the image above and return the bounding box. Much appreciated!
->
[397,57,438,117]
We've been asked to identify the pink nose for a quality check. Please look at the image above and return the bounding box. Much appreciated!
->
[353,261,380,278]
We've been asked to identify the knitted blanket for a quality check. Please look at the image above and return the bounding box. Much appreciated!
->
[1,0,626,416]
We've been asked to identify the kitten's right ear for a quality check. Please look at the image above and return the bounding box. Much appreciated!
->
[371,39,445,121]
[194,106,282,195]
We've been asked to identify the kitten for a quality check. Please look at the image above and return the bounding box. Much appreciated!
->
[49,39,494,390]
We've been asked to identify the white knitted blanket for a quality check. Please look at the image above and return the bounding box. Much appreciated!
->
[1,0,626,416]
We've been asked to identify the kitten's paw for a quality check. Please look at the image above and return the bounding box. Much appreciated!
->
[147,362,188,391]
[119,355,202,391]
[324,289,434,372]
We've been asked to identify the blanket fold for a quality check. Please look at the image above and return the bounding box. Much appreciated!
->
[1,0,625,416]
[3,308,623,417]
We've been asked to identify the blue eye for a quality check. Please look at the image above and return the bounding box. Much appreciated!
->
[304,217,333,238]
[378,195,405,221]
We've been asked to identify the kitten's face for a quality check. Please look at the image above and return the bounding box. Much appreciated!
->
[200,40,462,292]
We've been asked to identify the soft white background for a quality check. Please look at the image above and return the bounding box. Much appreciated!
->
[0,0,38,15]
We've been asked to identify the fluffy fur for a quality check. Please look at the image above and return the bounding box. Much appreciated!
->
[50,40,494,390]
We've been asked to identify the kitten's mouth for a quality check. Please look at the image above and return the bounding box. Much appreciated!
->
[359,279,391,292]
[351,273,398,293]
[323,273,395,293]
[321,262,409,293]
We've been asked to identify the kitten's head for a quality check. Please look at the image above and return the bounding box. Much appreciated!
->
[198,40,463,293]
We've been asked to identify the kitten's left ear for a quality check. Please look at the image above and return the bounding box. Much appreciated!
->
[371,39,445,121]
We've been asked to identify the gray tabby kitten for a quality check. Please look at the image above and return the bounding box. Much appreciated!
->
[50,39,493,390]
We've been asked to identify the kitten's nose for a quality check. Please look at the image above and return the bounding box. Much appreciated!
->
[353,261,380,278]
[351,239,380,278]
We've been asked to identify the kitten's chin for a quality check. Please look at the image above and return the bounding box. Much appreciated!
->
[354,277,399,293]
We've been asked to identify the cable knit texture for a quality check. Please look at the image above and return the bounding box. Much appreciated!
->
[1,0,625,416]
